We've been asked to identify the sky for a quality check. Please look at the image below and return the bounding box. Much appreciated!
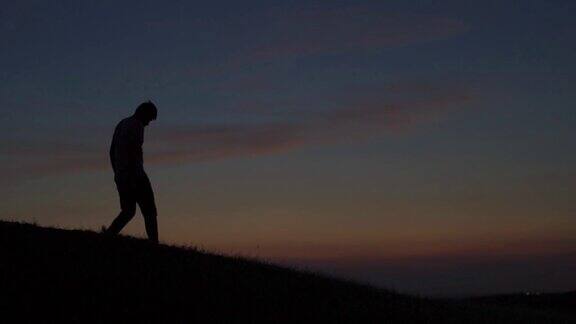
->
[1,0,575,296]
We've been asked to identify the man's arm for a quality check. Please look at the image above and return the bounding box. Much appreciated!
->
[124,121,145,173]
[112,119,144,174]
[109,140,117,174]
[134,122,144,170]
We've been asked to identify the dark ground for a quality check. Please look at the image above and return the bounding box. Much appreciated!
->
[0,220,573,323]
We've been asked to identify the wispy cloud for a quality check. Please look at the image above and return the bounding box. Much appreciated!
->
[240,7,468,61]
[147,122,308,164]
[134,8,469,94]
[142,83,473,165]
[1,82,473,179]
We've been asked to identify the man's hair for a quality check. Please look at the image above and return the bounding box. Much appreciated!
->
[135,100,158,120]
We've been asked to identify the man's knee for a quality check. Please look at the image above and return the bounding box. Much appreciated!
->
[139,199,157,220]
[120,206,137,219]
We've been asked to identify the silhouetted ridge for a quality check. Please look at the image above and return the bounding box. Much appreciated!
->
[0,221,572,323]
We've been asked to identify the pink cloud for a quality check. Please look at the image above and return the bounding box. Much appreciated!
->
[2,82,474,178]
[147,123,308,164]
[147,86,472,165]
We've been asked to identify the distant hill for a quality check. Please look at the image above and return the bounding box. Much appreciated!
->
[468,291,576,318]
[0,220,573,323]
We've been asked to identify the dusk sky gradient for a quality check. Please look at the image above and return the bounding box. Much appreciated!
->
[1,0,575,296]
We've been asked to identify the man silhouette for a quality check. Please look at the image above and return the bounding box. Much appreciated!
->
[105,101,159,243]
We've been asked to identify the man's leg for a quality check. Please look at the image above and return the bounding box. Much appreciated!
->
[106,175,137,235]
[107,208,136,235]
[137,173,158,243]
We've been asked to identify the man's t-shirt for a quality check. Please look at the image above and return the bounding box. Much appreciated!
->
[110,115,144,175]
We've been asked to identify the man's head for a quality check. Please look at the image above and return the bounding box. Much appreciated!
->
[134,101,158,126]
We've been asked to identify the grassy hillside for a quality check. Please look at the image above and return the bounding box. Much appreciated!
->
[0,220,572,323]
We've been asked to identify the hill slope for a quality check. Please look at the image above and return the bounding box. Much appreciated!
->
[0,221,572,323]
